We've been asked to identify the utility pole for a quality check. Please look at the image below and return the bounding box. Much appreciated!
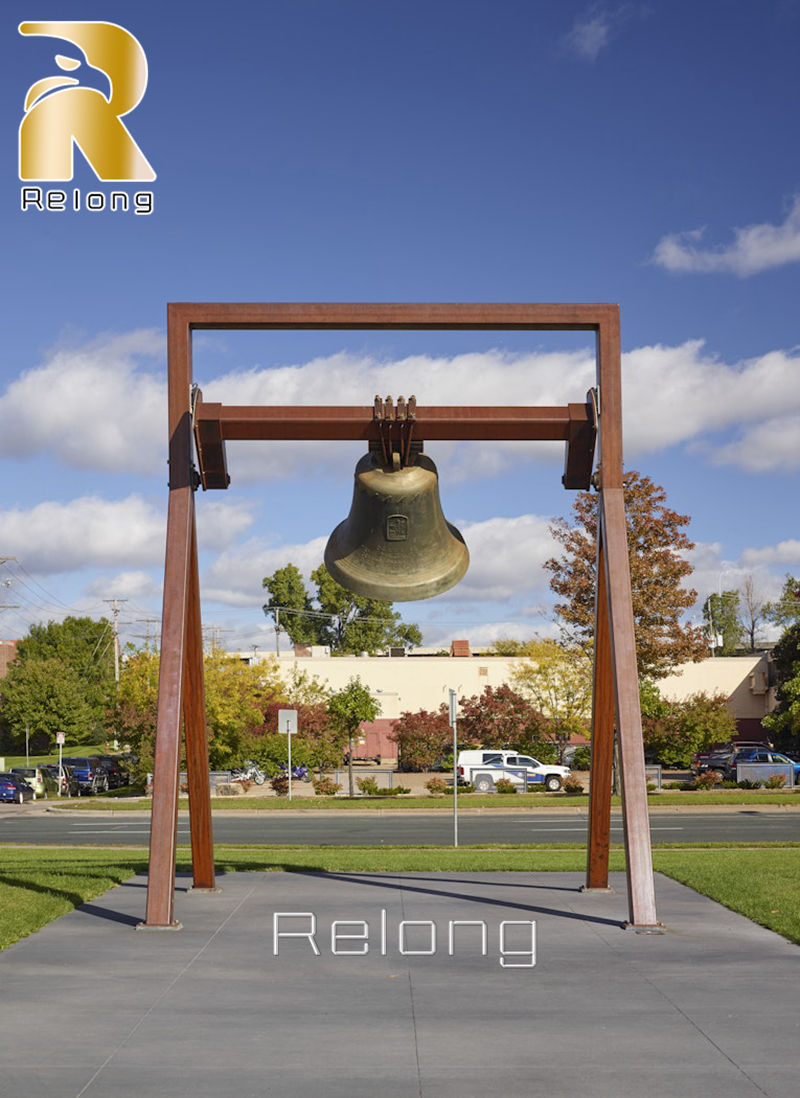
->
[202,625,232,652]
[0,559,19,615]
[136,617,161,651]
[104,598,127,682]
[275,606,280,655]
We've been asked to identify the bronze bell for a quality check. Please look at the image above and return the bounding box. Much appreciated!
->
[324,448,469,602]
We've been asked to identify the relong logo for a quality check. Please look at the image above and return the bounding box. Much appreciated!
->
[19,20,155,190]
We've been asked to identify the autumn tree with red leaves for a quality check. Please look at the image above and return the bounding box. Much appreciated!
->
[390,705,452,772]
[456,684,551,751]
[544,471,707,679]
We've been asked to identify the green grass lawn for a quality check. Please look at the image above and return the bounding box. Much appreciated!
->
[53,789,800,810]
[1,844,799,951]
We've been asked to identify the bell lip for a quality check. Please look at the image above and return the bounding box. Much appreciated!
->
[324,523,469,603]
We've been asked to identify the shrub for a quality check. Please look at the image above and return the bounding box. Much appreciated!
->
[665,781,684,790]
[425,776,449,795]
[695,771,721,790]
[737,778,762,790]
[569,746,592,770]
[356,776,380,796]
[679,781,696,791]
[381,785,411,796]
[721,779,739,789]
[312,776,341,796]
[494,777,518,794]
[270,774,289,796]
[563,776,584,794]
[646,781,657,792]
[765,774,787,789]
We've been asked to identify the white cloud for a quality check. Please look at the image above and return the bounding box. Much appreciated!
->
[562,5,638,61]
[202,535,329,607]
[4,331,800,483]
[622,341,800,470]
[85,570,160,600]
[201,515,558,609]
[710,413,800,473]
[0,495,254,575]
[444,515,557,602]
[651,196,800,276]
[741,540,800,568]
[0,330,165,473]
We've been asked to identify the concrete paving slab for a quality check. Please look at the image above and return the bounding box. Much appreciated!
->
[1,870,798,1097]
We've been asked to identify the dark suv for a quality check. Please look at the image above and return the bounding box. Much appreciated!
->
[61,757,109,796]
[93,756,130,789]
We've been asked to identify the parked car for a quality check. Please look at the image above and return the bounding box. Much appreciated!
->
[60,757,109,795]
[10,767,47,798]
[40,763,80,797]
[694,751,735,776]
[457,750,571,793]
[0,773,35,803]
[93,756,130,788]
[691,741,769,774]
[724,749,800,783]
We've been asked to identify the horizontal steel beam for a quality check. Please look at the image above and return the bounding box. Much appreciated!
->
[171,301,615,331]
[195,401,584,442]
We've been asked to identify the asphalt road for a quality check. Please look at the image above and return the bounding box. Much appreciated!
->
[1,808,799,845]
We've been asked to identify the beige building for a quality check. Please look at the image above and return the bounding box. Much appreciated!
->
[244,642,775,759]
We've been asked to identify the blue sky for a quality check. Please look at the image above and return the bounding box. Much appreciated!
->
[2,0,799,653]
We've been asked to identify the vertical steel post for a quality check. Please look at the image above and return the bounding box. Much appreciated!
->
[142,308,204,927]
[586,531,614,889]
[594,309,660,927]
[183,504,216,891]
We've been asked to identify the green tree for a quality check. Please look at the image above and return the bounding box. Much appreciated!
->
[641,692,736,767]
[262,562,422,655]
[762,622,800,755]
[544,470,707,679]
[702,590,744,655]
[113,647,287,781]
[327,677,381,796]
[510,640,593,750]
[765,575,800,629]
[262,564,323,645]
[5,616,116,741]
[0,657,95,751]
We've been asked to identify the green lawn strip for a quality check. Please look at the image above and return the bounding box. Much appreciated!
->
[55,789,800,811]
[652,848,800,946]
[2,845,799,951]
[0,848,149,950]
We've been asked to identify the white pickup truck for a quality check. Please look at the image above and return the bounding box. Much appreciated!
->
[457,750,571,793]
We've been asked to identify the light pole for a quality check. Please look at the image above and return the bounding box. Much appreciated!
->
[448,688,460,848]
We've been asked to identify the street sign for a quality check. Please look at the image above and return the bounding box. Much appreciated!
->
[278,709,299,801]
[56,731,65,745]
[278,709,298,735]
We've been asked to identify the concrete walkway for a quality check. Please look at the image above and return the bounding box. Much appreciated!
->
[1,870,798,1097]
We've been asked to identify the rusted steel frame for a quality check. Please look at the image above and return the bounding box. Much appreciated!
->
[563,398,596,491]
[196,401,583,442]
[172,301,617,331]
[144,305,213,927]
[194,412,229,490]
[586,529,614,888]
[600,489,659,927]
[183,498,215,890]
[591,309,659,925]
[142,484,192,928]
